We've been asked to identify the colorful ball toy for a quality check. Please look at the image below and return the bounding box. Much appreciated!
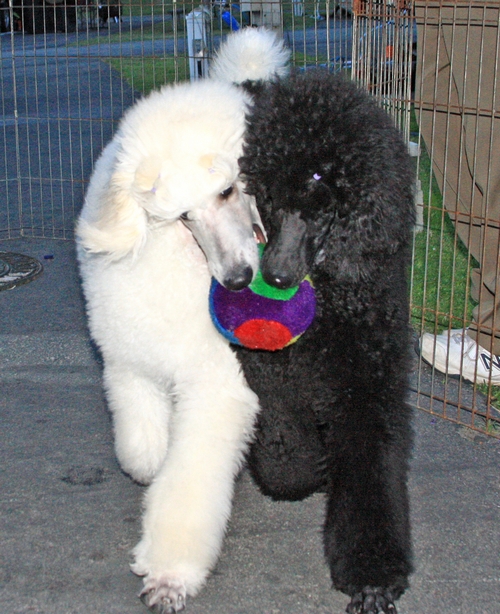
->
[209,247,316,351]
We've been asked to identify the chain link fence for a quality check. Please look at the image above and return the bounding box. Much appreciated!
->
[1,0,499,435]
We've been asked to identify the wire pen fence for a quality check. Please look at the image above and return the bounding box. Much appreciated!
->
[1,0,499,435]
[411,1,500,437]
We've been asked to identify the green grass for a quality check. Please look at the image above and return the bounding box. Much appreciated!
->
[77,8,225,46]
[107,56,189,91]
[473,409,500,433]
[409,121,500,406]
[75,1,346,47]
[106,48,333,94]
[408,116,500,410]
[409,110,477,334]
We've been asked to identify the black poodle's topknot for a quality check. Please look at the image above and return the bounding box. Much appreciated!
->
[241,71,414,224]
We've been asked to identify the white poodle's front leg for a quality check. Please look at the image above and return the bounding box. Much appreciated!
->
[131,371,259,613]
[104,364,171,485]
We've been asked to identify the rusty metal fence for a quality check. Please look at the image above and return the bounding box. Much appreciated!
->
[411,1,500,437]
[1,0,499,435]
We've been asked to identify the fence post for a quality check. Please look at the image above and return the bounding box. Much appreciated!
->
[186,6,211,81]
[293,0,303,17]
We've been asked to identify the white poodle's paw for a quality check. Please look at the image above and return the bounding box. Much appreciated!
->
[138,575,187,614]
[131,540,208,611]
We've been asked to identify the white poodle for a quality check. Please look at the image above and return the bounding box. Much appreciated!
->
[76,29,289,613]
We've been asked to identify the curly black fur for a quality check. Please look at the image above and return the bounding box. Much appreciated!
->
[236,71,415,614]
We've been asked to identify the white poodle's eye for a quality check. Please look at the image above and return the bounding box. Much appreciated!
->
[220,186,234,199]
[180,212,192,221]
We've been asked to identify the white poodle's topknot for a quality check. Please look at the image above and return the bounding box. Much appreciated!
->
[210,27,290,84]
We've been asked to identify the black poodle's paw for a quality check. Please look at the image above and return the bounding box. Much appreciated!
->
[346,587,397,614]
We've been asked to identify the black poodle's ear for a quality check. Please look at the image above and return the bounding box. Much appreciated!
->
[240,79,267,101]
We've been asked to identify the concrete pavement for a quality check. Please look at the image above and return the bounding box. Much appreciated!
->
[1,238,499,614]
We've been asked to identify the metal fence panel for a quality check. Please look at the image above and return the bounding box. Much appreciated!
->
[1,0,499,435]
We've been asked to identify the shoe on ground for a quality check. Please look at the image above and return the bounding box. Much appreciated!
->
[420,328,500,385]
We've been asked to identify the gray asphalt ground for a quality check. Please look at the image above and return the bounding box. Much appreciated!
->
[1,238,499,614]
[1,16,500,614]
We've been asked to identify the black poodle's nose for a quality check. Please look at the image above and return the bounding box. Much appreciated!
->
[223,265,253,291]
[263,270,294,289]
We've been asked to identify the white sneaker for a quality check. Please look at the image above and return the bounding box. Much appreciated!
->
[420,328,500,385]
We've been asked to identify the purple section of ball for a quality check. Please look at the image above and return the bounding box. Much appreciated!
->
[212,280,316,337]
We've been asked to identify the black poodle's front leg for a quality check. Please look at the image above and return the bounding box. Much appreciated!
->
[238,347,327,501]
[321,386,413,614]
[247,395,326,501]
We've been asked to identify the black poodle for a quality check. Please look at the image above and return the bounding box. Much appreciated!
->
[236,71,416,614]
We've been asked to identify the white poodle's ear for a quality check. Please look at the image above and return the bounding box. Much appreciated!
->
[134,156,163,195]
[76,164,154,261]
[199,153,239,187]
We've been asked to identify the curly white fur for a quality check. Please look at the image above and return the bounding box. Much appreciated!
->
[77,29,288,613]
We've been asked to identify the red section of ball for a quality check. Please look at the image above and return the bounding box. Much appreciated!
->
[234,319,293,351]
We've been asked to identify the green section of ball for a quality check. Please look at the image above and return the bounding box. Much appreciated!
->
[250,269,299,300]
[250,243,299,301]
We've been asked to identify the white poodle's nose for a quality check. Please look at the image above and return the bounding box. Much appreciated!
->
[223,265,253,291]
